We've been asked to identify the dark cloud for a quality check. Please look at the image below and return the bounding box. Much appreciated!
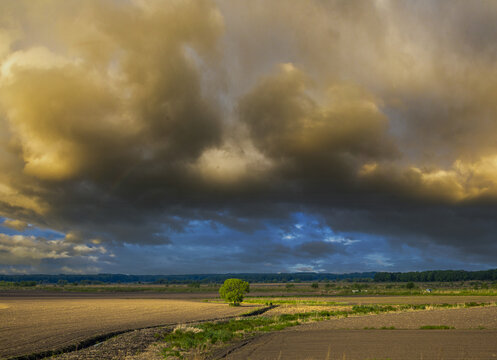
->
[0,0,497,273]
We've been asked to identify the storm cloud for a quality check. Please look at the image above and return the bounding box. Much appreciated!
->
[1,0,497,273]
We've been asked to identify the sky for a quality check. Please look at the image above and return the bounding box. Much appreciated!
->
[1,0,497,274]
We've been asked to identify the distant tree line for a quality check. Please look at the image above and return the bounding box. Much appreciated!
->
[0,272,375,284]
[3,270,497,284]
[374,269,497,282]
[0,280,37,287]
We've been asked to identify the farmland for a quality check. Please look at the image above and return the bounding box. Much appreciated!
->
[0,294,255,359]
[2,282,497,359]
[227,329,497,360]
[156,301,497,360]
[226,306,497,359]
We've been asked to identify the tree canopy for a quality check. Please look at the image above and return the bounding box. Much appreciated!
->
[219,278,250,306]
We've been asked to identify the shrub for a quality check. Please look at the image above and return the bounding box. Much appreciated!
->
[311,282,319,289]
[219,278,249,306]
[420,325,454,330]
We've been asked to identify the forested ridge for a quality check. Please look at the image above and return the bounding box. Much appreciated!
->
[374,269,497,282]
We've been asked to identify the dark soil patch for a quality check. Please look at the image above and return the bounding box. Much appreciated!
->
[226,329,497,360]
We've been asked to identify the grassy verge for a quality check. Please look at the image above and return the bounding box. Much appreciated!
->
[242,298,347,306]
[159,318,300,358]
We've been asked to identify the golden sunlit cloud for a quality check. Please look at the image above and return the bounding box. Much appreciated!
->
[2,218,28,231]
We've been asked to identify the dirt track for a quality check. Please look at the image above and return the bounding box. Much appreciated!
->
[226,307,497,360]
[0,296,253,359]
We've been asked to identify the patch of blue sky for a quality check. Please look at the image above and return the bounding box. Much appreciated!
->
[0,217,65,239]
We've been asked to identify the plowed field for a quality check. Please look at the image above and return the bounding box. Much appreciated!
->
[0,296,252,359]
[228,329,497,360]
[227,306,497,360]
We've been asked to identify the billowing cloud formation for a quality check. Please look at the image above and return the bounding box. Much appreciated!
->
[0,233,109,274]
[1,0,497,273]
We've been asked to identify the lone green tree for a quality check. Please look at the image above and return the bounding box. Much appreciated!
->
[219,278,250,306]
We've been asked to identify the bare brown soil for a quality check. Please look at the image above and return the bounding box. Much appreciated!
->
[46,327,170,360]
[0,291,219,299]
[0,296,254,359]
[226,329,497,360]
[42,306,276,360]
[294,305,497,330]
[225,307,497,360]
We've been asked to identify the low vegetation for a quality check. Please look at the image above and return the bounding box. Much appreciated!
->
[419,325,455,330]
[160,317,300,358]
